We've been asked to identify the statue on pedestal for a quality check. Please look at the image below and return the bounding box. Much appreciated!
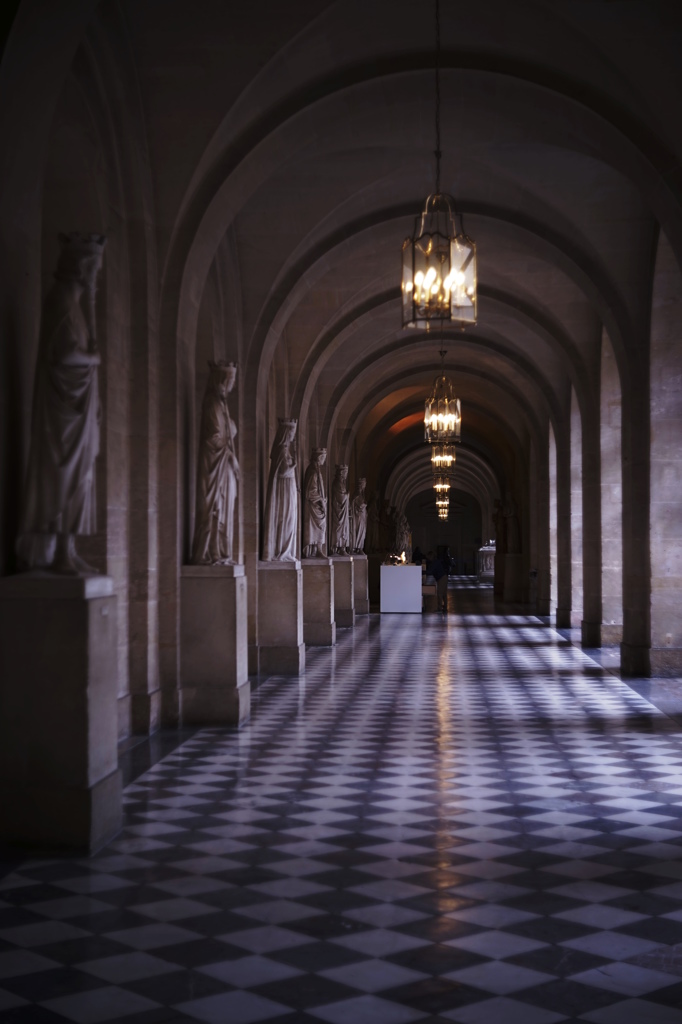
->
[329,464,350,555]
[17,232,107,574]
[302,448,327,557]
[396,513,411,557]
[191,361,239,564]
[350,477,367,553]
[262,419,298,561]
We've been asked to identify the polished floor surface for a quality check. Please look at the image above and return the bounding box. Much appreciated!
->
[3,581,682,1023]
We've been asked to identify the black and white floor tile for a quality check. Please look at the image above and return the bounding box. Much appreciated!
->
[3,580,682,1022]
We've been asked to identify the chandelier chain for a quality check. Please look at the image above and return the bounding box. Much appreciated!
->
[434,0,441,196]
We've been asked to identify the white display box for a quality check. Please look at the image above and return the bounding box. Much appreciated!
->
[380,564,422,613]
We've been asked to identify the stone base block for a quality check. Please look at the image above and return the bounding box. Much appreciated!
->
[336,608,356,628]
[0,768,122,852]
[649,646,682,677]
[601,623,623,645]
[304,621,336,645]
[333,555,355,629]
[258,561,305,675]
[259,644,305,675]
[502,553,524,603]
[555,607,571,629]
[180,565,249,725]
[353,554,370,615]
[302,558,336,646]
[0,573,122,852]
[581,620,602,647]
[621,641,650,677]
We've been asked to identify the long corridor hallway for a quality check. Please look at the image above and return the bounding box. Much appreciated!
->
[3,586,682,1023]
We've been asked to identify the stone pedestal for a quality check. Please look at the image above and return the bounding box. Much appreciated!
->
[258,561,305,674]
[581,620,602,647]
[180,565,249,725]
[621,642,650,677]
[302,558,336,646]
[332,555,355,628]
[503,553,524,603]
[353,553,370,614]
[0,574,122,852]
[478,544,495,584]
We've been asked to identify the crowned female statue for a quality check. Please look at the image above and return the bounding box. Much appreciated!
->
[302,448,327,557]
[262,419,298,561]
[16,233,106,573]
[350,477,367,553]
[191,361,239,564]
[329,464,350,555]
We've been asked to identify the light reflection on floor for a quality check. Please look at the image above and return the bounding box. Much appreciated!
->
[1,580,682,1023]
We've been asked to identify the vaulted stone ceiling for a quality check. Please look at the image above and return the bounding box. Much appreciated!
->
[125,0,676,537]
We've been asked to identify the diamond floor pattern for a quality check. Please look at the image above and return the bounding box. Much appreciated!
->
[2,580,682,1022]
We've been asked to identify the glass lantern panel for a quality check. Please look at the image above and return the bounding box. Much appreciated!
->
[448,236,477,325]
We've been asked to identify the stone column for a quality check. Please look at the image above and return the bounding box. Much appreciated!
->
[353,553,370,614]
[302,558,336,645]
[258,561,305,674]
[600,330,623,644]
[180,565,249,724]
[332,555,355,627]
[0,574,122,851]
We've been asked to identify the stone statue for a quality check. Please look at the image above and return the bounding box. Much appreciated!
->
[504,492,521,554]
[262,419,298,561]
[302,448,327,557]
[329,464,350,555]
[16,232,107,573]
[396,513,411,557]
[366,492,381,553]
[350,477,367,553]
[191,361,239,564]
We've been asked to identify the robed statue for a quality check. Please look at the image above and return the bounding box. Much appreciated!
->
[350,477,367,553]
[16,232,106,573]
[329,464,350,555]
[191,361,239,564]
[262,419,298,561]
[302,448,327,557]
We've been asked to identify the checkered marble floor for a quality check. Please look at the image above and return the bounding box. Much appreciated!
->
[4,584,682,1023]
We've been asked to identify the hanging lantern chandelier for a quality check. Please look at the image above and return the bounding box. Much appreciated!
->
[401,0,477,331]
[424,348,462,444]
[431,443,455,469]
[436,494,449,510]
[438,505,449,520]
[433,473,451,494]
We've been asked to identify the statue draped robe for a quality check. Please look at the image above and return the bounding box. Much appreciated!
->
[302,460,327,556]
[330,475,350,554]
[191,388,238,563]
[18,284,99,566]
[263,432,298,561]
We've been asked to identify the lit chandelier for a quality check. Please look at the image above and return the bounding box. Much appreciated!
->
[401,0,477,331]
[433,474,450,494]
[438,505,449,520]
[424,348,461,444]
[431,443,455,469]
[436,494,449,510]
